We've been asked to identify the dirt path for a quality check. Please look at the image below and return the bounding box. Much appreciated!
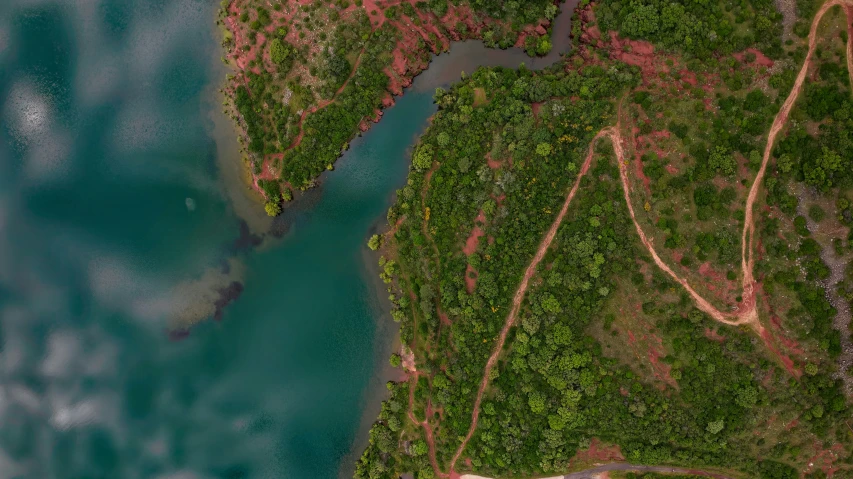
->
[406,373,449,478]
[608,124,754,328]
[741,0,850,303]
[278,49,367,153]
[447,131,607,474]
[421,2,853,476]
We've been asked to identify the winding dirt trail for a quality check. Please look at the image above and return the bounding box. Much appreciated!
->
[422,2,853,476]
[406,373,448,478]
[276,49,367,154]
[741,0,849,310]
[609,124,754,328]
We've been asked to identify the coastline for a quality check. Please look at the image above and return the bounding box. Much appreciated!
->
[338,240,409,479]
[209,2,581,477]
[218,0,573,206]
[336,97,438,477]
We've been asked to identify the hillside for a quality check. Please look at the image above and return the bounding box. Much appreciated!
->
[217,0,558,214]
[355,0,853,478]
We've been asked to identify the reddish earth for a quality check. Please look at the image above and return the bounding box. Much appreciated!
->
[531,102,543,118]
[647,345,676,386]
[437,305,451,325]
[679,69,698,86]
[760,328,801,377]
[485,153,502,169]
[630,128,652,194]
[462,211,486,256]
[665,163,679,174]
[704,328,726,343]
[464,264,478,294]
[569,438,625,466]
[412,3,853,477]
[769,315,806,355]
[447,130,606,475]
[734,48,775,68]
[224,0,550,198]
[804,442,845,476]
[608,31,657,77]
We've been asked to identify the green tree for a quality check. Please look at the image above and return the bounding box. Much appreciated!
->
[812,404,824,418]
[265,196,282,216]
[368,234,383,251]
[269,38,293,68]
[706,419,725,434]
[389,353,401,367]
[436,132,450,147]
[622,3,660,38]
[536,142,553,156]
[709,146,736,176]
[528,391,547,414]
[536,36,553,56]
[413,144,434,171]
[411,440,428,456]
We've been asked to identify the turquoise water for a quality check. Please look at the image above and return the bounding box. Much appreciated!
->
[0,0,433,477]
[0,0,575,477]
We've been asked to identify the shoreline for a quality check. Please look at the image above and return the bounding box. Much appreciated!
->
[209,2,581,477]
[337,240,410,479]
[218,0,576,206]
[208,2,272,234]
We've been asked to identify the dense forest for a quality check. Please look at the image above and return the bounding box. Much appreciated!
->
[219,0,853,477]
[352,0,853,477]
[218,0,560,215]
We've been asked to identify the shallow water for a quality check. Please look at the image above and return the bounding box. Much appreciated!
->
[0,0,575,477]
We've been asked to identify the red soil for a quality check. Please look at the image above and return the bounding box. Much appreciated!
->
[569,438,625,466]
[608,32,657,76]
[760,327,801,377]
[447,130,606,475]
[531,102,543,118]
[631,144,652,194]
[698,262,722,281]
[437,305,451,325]
[679,69,698,86]
[769,315,806,355]
[804,442,845,477]
[464,264,478,294]
[485,153,502,169]
[733,48,775,68]
[648,345,676,386]
[665,164,679,174]
[704,328,727,343]
[463,211,486,256]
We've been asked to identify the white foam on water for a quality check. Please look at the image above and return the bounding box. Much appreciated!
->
[4,81,52,148]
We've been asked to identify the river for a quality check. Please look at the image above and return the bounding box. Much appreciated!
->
[0,0,575,478]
